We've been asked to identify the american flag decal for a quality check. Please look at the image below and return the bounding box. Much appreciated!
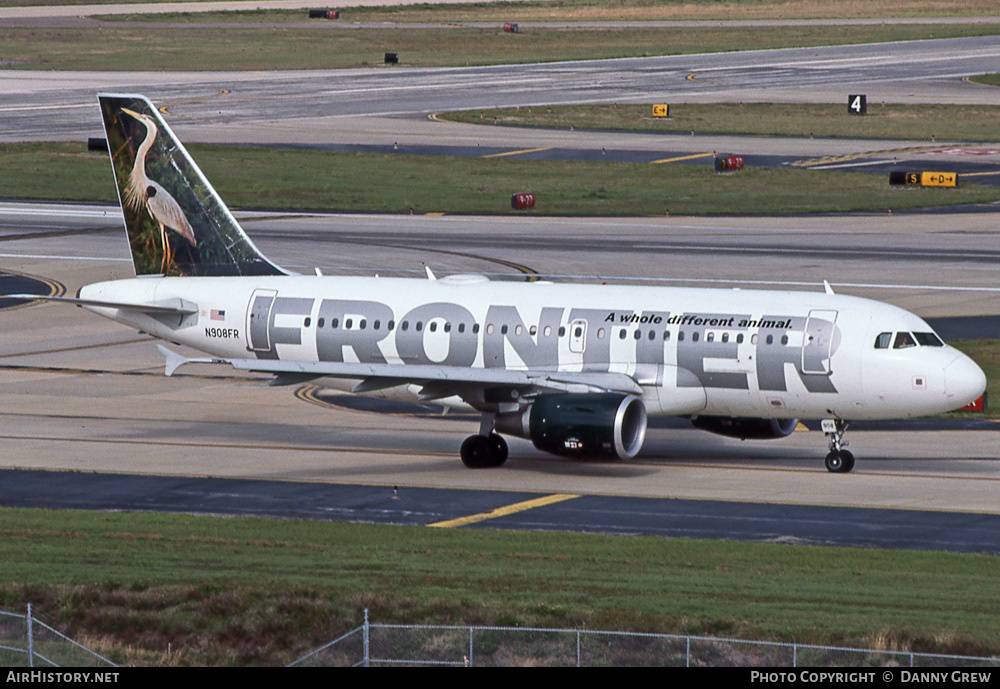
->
[210,309,226,321]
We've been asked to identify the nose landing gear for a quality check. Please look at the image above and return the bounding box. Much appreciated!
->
[821,418,855,473]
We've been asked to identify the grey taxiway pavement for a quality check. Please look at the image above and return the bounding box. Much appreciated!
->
[5,36,1000,186]
[4,37,1000,155]
[1,202,998,553]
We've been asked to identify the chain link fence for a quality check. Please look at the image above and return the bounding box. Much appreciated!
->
[1,605,118,668]
[288,610,1000,667]
[2,605,997,667]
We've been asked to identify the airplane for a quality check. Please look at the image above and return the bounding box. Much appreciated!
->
[20,94,987,473]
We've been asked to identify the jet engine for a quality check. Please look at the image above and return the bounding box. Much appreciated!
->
[690,416,798,440]
[496,393,647,459]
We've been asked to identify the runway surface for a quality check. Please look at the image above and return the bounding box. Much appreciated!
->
[1,28,999,552]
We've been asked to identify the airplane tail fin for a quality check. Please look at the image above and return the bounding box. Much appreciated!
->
[98,94,288,277]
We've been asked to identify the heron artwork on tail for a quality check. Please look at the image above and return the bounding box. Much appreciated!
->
[120,107,197,273]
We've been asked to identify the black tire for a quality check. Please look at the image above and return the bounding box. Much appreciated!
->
[839,450,855,473]
[825,450,855,473]
[488,433,509,467]
[460,435,492,468]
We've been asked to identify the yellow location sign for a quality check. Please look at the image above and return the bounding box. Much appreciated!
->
[652,104,670,118]
[891,171,959,188]
[919,172,957,188]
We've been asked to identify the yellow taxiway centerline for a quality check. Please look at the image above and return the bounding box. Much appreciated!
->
[429,493,579,528]
[482,147,552,159]
[651,152,715,164]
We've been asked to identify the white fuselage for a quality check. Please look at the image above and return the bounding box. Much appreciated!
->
[79,274,986,420]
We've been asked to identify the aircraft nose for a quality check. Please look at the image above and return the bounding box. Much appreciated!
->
[944,353,986,406]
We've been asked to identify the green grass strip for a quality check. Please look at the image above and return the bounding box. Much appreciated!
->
[1,506,999,665]
[4,23,1000,71]
[4,143,1000,216]
[84,0,1000,22]
[441,103,1000,142]
[967,73,1000,87]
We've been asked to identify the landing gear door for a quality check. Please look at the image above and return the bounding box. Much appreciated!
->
[802,309,837,374]
[246,289,277,352]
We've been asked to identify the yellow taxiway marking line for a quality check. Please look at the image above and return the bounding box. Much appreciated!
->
[651,152,714,164]
[482,147,551,159]
[429,493,580,528]
[961,170,1000,178]
[158,89,231,120]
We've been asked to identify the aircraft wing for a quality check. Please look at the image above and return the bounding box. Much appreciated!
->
[157,346,643,404]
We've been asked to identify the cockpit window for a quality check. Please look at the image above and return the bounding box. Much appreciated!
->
[877,331,945,350]
[913,332,944,347]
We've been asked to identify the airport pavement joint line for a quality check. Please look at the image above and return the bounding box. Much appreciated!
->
[0,335,153,359]
[0,433,450,458]
[428,493,580,528]
[365,240,539,282]
[0,227,117,244]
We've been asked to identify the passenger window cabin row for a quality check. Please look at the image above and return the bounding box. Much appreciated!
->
[298,317,806,346]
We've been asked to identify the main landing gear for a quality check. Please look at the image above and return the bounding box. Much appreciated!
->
[460,433,508,468]
[460,414,509,468]
[821,418,854,473]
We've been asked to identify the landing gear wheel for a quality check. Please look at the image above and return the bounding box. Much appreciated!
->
[487,433,509,467]
[821,418,854,474]
[461,433,509,468]
[460,435,492,468]
[824,449,855,473]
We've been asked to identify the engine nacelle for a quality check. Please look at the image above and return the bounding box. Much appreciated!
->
[496,393,647,459]
[691,416,798,440]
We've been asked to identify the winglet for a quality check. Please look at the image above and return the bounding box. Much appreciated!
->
[823,280,835,295]
[157,344,221,376]
[158,345,189,377]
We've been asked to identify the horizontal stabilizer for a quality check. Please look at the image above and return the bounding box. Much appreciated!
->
[8,294,198,315]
